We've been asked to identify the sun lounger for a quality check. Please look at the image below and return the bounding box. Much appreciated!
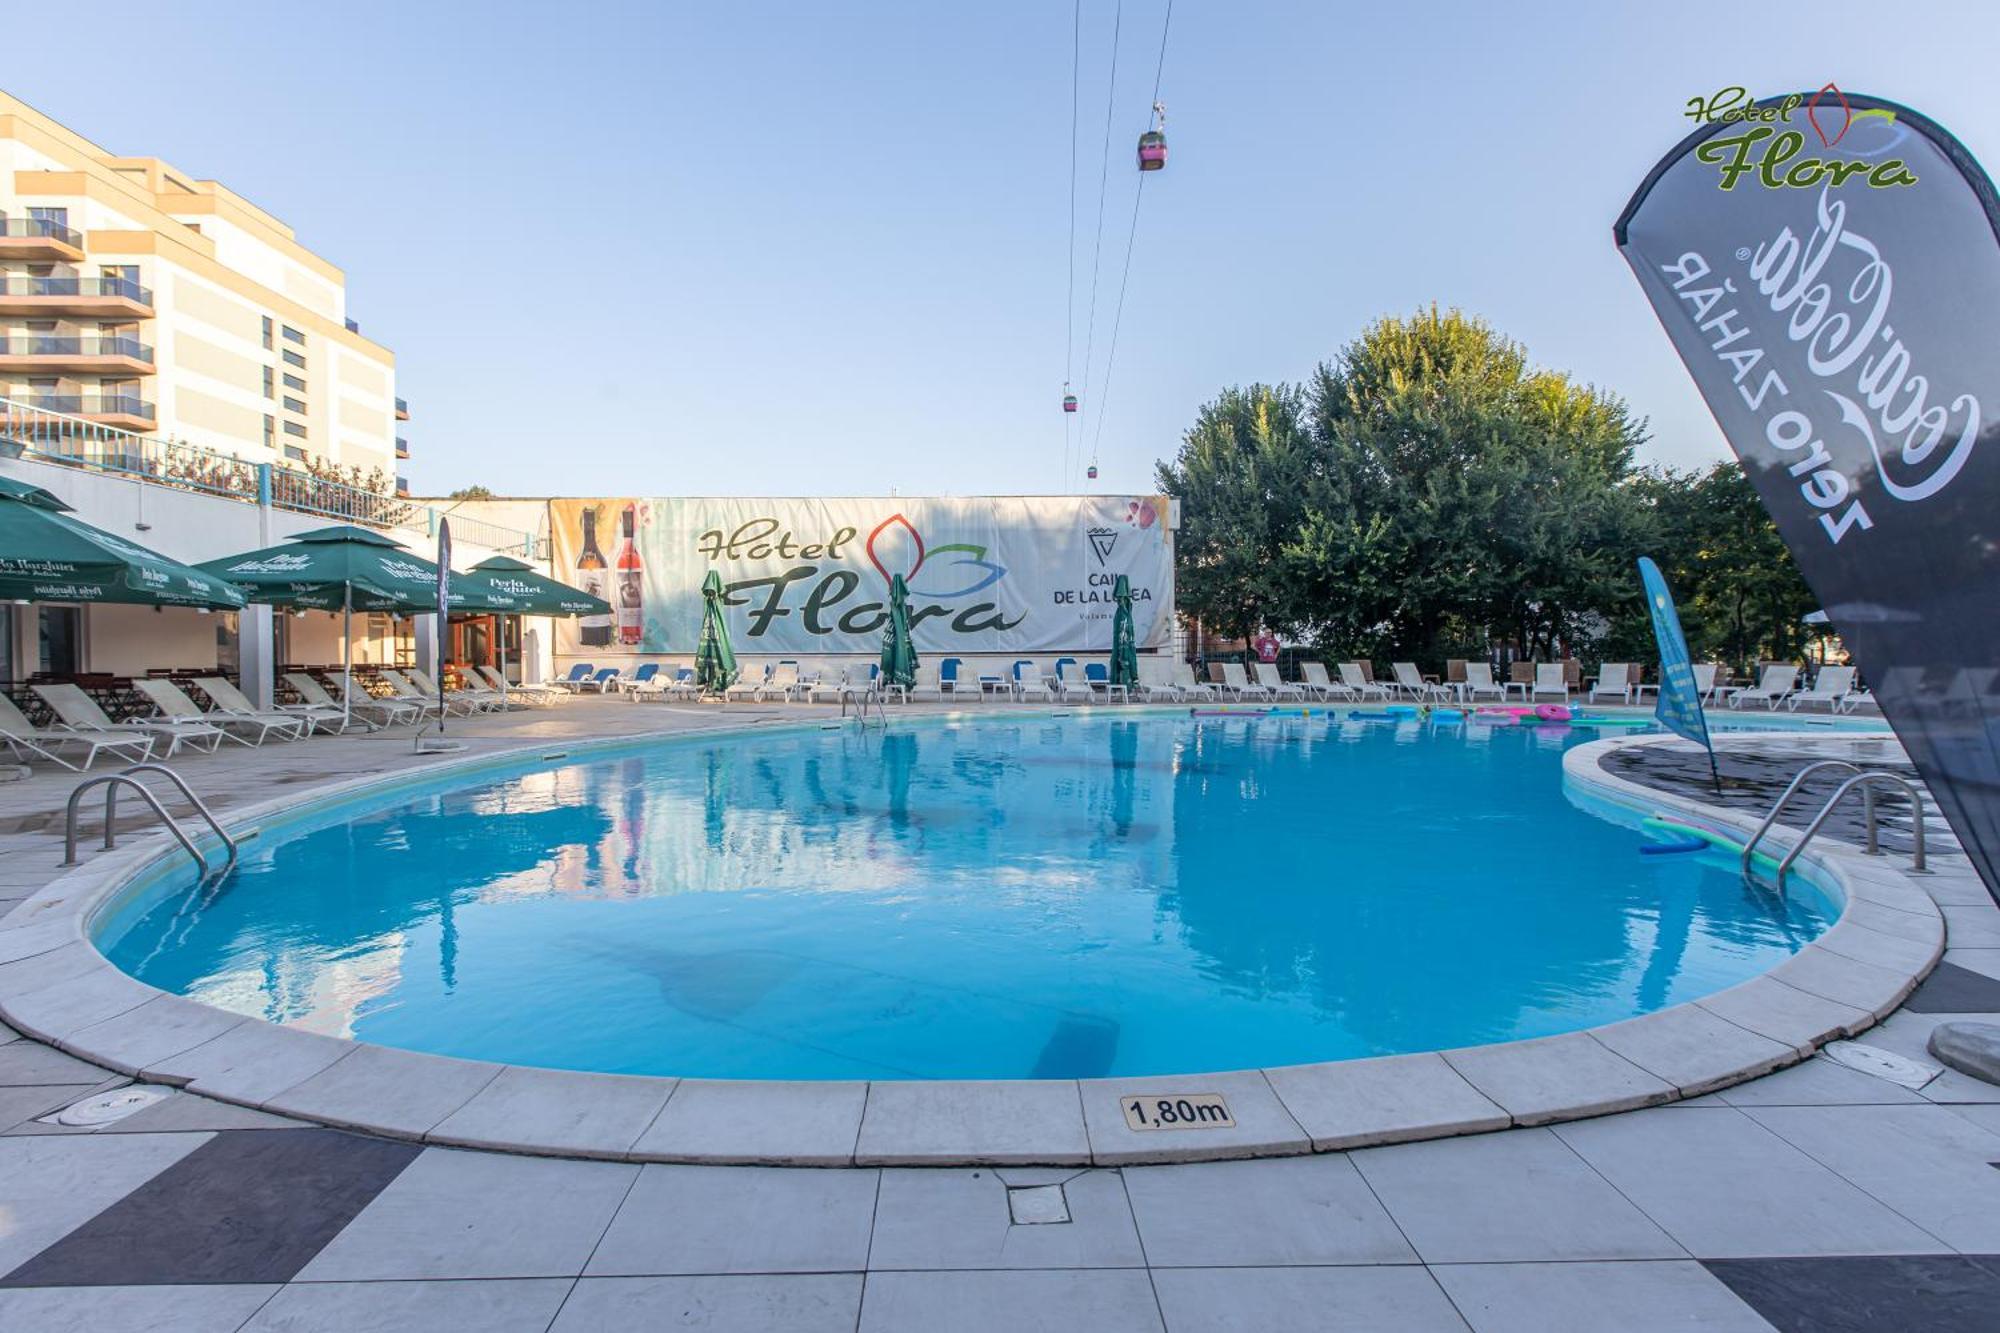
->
[281,672,374,731]
[134,678,306,747]
[1171,662,1218,701]
[195,676,346,736]
[334,672,424,726]
[1586,664,1634,705]
[1220,663,1271,700]
[1083,661,1128,703]
[1013,661,1051,702]
[1391,662,1448,702]
[0,691,152,770]
[1254,663,1305,700]
[1789,665,1856,712]
[1338,663,1392,702]
[1729,664,1800,709]
[1530,663,1570,703]
[1461,663,1506,703]
[547,663,595,692]
[1054,659,1094,703]
[36,682,223,758]
[1297,662,1349,701]
[403,669,505,715]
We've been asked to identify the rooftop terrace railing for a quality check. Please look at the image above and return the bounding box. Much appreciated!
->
[0,395,535,557]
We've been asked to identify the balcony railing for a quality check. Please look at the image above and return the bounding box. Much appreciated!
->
[394,396,409,419]
[0,394,535,556]
[0,335,154,363]
[395,437,409,458]
[0,274,154,305]
[10,392,155,421]
[0,217,85,247]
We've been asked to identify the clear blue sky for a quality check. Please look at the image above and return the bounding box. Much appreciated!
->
[11,1,1999,497]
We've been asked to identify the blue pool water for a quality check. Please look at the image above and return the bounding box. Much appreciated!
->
[97,711,1848,1080]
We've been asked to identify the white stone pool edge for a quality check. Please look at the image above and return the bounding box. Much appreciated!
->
[0,719,1944,1168]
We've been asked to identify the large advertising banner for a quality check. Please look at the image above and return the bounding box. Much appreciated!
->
[1618,89,2000,899]
[548,495,1174,658]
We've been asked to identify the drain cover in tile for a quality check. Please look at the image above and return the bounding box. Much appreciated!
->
[42,1085,174,1127]
[1820,1041,1941,1090]
[1007,1184,1071,1225]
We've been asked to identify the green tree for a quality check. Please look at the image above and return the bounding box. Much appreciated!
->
[1154,383,1311,644]
[449,485,496,500]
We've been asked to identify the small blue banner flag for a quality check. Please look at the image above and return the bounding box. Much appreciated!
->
[1638,556,1719,790]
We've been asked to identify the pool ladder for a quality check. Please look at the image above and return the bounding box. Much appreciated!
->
[1739,759,1928,893]
[63,763,238,881]
[842,683,887,726]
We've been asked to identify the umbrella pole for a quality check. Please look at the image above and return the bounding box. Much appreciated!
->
[341,586,354,733]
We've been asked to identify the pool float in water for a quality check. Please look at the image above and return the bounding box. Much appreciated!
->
[1534,703,1572,722]
[1640,815,1783,873]
[1430,707,1465,722]
[1640,834,1709,856]
[1468,711,1520,726]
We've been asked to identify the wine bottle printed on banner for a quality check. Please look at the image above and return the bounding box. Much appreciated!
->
[615,504,644,647]
[575,507,612,648]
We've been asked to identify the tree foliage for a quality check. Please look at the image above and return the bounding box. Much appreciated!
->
[1158,308,1818,668]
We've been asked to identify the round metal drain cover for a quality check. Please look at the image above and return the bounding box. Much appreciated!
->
[49,1085,174,1127]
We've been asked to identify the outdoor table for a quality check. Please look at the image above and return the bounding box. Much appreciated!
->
[979,675,1009,700]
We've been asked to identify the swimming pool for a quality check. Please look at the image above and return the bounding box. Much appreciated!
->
[96,710,1848,1081]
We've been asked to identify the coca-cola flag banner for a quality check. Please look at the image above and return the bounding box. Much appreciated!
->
[547,495,1176,658]
[1617,91,2000,899]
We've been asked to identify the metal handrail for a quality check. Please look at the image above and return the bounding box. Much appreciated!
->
[62,764,237,879]
[1770,771,1929,892]
[1740,760,1866,879]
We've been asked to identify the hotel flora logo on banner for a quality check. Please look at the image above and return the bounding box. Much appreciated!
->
[1682,85,1917,192]
[548,496,1173,657]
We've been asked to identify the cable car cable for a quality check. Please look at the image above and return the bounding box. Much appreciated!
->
[1075,0,1123,488]
[1062,0,1081,488]
[1087,0,1173,481]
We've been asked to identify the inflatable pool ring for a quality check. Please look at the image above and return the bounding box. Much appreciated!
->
[1533,703,1572,722]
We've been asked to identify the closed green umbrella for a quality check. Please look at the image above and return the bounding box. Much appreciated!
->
[695,569,737,695]
[880,572,917,691]
[1110,574,1139,690]
[450,555,611,701]
[0,475,244,609]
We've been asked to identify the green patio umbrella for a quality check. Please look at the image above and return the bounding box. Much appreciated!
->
[0,475,245,609]
[451,555,611,699]
[880,572,917,692]
[199,524,447,728]
[694,569,737,696]
[1110,574,1140,691]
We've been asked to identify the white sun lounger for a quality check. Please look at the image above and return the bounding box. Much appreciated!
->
[1172,662,1217,701]
[1254,663,1306,700]
[1013,661,1051,702]
[135,677,306,747]
[1729,664,1801,709]
[0,690,153,769]
[1220,663,1271,700]
[36,682,224,758]
[1530,663,1570,703]
[1298,662,1353,700]
[1788,665,1856,712]
[1461,663,1506,703]
[332,672,424,726]
[1391,662,1447,701]
[1586,664,1634,705]
[195,676,346,736]
[1338,663,1392,702]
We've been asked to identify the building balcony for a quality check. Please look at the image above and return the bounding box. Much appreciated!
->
[395,396,409,420]
[0,275,154,319]
[0,217,86,263]
[395,436,409,459]
[395,475,410,495]
[3,392,157,431]
[0,335,155,375]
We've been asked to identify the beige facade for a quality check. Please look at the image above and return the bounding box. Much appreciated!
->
[0,92,402,486]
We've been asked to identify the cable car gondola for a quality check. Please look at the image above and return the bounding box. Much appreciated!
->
[1063,389,1078,413]
[1086,464,1099,481]
[1137,102,1167,172]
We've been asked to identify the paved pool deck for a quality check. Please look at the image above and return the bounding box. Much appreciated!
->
[1,698,1998,1330]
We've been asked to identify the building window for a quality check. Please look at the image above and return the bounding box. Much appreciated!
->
[281,349,306,369]
[282,395,307,414]
[38,605,81,675]
[262,366,274,399]
[283,420,307,438]
[262,317,274,350]
[263,414,275,449]
[283,445,306,462]
[282,372,306,392]
[281,325,305,345]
